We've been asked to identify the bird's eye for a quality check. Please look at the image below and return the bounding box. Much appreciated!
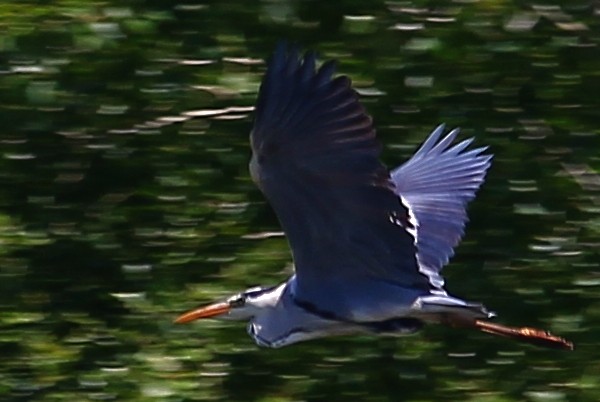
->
[229,296,245,308]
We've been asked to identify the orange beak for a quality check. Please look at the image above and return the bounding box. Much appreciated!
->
[174,302,231,324]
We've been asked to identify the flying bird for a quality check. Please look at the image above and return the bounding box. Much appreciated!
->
[175,43,573,350]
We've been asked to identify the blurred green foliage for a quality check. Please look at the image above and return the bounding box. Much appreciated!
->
[0,0,598,401]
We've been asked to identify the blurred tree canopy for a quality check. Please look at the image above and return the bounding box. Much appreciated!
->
[0,1,598,401]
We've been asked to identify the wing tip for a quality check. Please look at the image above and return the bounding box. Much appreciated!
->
[420,125,493,160]
[268,42,341,89]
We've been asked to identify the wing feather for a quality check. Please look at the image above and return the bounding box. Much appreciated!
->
[251,44,430,309]
[391,125,492,290]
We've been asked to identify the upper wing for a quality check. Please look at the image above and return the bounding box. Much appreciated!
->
[250,43,430,304]
[391,125,492,290]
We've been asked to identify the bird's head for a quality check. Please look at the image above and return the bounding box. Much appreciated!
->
[174,281,341,348]
[174,285,279,323]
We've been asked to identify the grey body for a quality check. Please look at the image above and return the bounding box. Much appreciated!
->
[211,43,494,347]
[247,276,490,348]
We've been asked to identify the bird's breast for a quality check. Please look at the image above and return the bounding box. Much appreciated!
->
[249,154,261,186]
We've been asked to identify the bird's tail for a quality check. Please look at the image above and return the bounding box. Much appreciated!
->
[416,296,573,350]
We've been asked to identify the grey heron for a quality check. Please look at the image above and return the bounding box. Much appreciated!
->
[175,43,573,350]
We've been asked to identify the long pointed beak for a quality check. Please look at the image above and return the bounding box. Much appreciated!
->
[174,301,231,324]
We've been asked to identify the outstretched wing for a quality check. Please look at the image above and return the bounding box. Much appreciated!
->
[250,43,430,305]
[391,125,492,290]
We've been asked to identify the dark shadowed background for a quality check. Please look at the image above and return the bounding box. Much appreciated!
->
[0,0,599,401]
